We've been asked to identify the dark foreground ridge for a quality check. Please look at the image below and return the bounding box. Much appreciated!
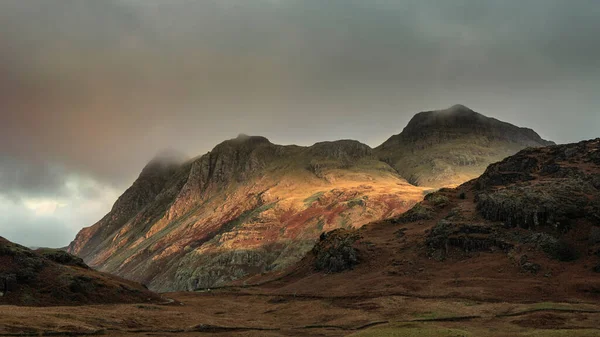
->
[0,237,162,306]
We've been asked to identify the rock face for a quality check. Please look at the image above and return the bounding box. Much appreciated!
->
[475,140,600,232]
[375,105,554,188]
[67,106,553,292]
[419,138,600,266]
[0,237,160,306]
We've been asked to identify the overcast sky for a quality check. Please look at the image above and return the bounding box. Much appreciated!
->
[1,0,599,247]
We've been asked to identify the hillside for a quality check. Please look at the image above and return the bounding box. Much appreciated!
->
[0,237,162,306]
[376,104,554,187]
[68,135,428,291]
[249,138,600,302]
[67,106,553,292]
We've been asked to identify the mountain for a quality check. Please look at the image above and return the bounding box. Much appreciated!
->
[0,237,162,306]
[67,106,553,292]
[246,138,600,303]
[375,104,554,187]
[68,135,427,291]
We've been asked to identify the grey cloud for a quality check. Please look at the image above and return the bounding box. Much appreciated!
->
[0,199,76,248]
[0,156,68,200]
[0,0,599,197]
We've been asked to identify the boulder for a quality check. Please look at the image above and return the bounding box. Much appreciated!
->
[313,229,361,273]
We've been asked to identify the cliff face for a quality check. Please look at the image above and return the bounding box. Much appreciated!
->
[68,106,554,292]
[375,105,554,188]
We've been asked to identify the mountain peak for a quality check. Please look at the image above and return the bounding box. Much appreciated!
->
[210,134,273,155]
[308,139,373,160]
[404,105,486,132]
[447,104,473,112]
[140,149,187,178]
[376,106,554,187]
[441,104,479,117]
[228,134,271,145]
[149,148,188,165]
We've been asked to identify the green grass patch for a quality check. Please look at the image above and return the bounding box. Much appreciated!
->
[347,197,366,208]
[208,202,278,246]
[304,191,325,206]
[424,193,450,207]
[410,311,463,321]
[351,322,600,337]
[316,218,325,231]
[530,302,576,311]
[349,323,471,337]
[522,330,600,337]
[339,215,350,229]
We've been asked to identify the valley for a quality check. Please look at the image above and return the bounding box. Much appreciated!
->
[2,290,599,336]
[2,135,599,337]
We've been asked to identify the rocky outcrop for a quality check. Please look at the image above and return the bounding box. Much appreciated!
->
[35,248,89,268]
[426,220,514,260]
[475,139,600,231]
[312,229,362,273]
[375,104,554,187]
[402,139,600,269]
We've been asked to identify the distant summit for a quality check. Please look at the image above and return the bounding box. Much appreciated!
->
[394,104,552,145]
[376,105,554,187]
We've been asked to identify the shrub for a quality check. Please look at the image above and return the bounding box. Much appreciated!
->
[393,203,434,224]
[313,229,361,273]
[36,249,89,268]
[425,193,450,207]
[526,233,579,261]
[550,240,579,261]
